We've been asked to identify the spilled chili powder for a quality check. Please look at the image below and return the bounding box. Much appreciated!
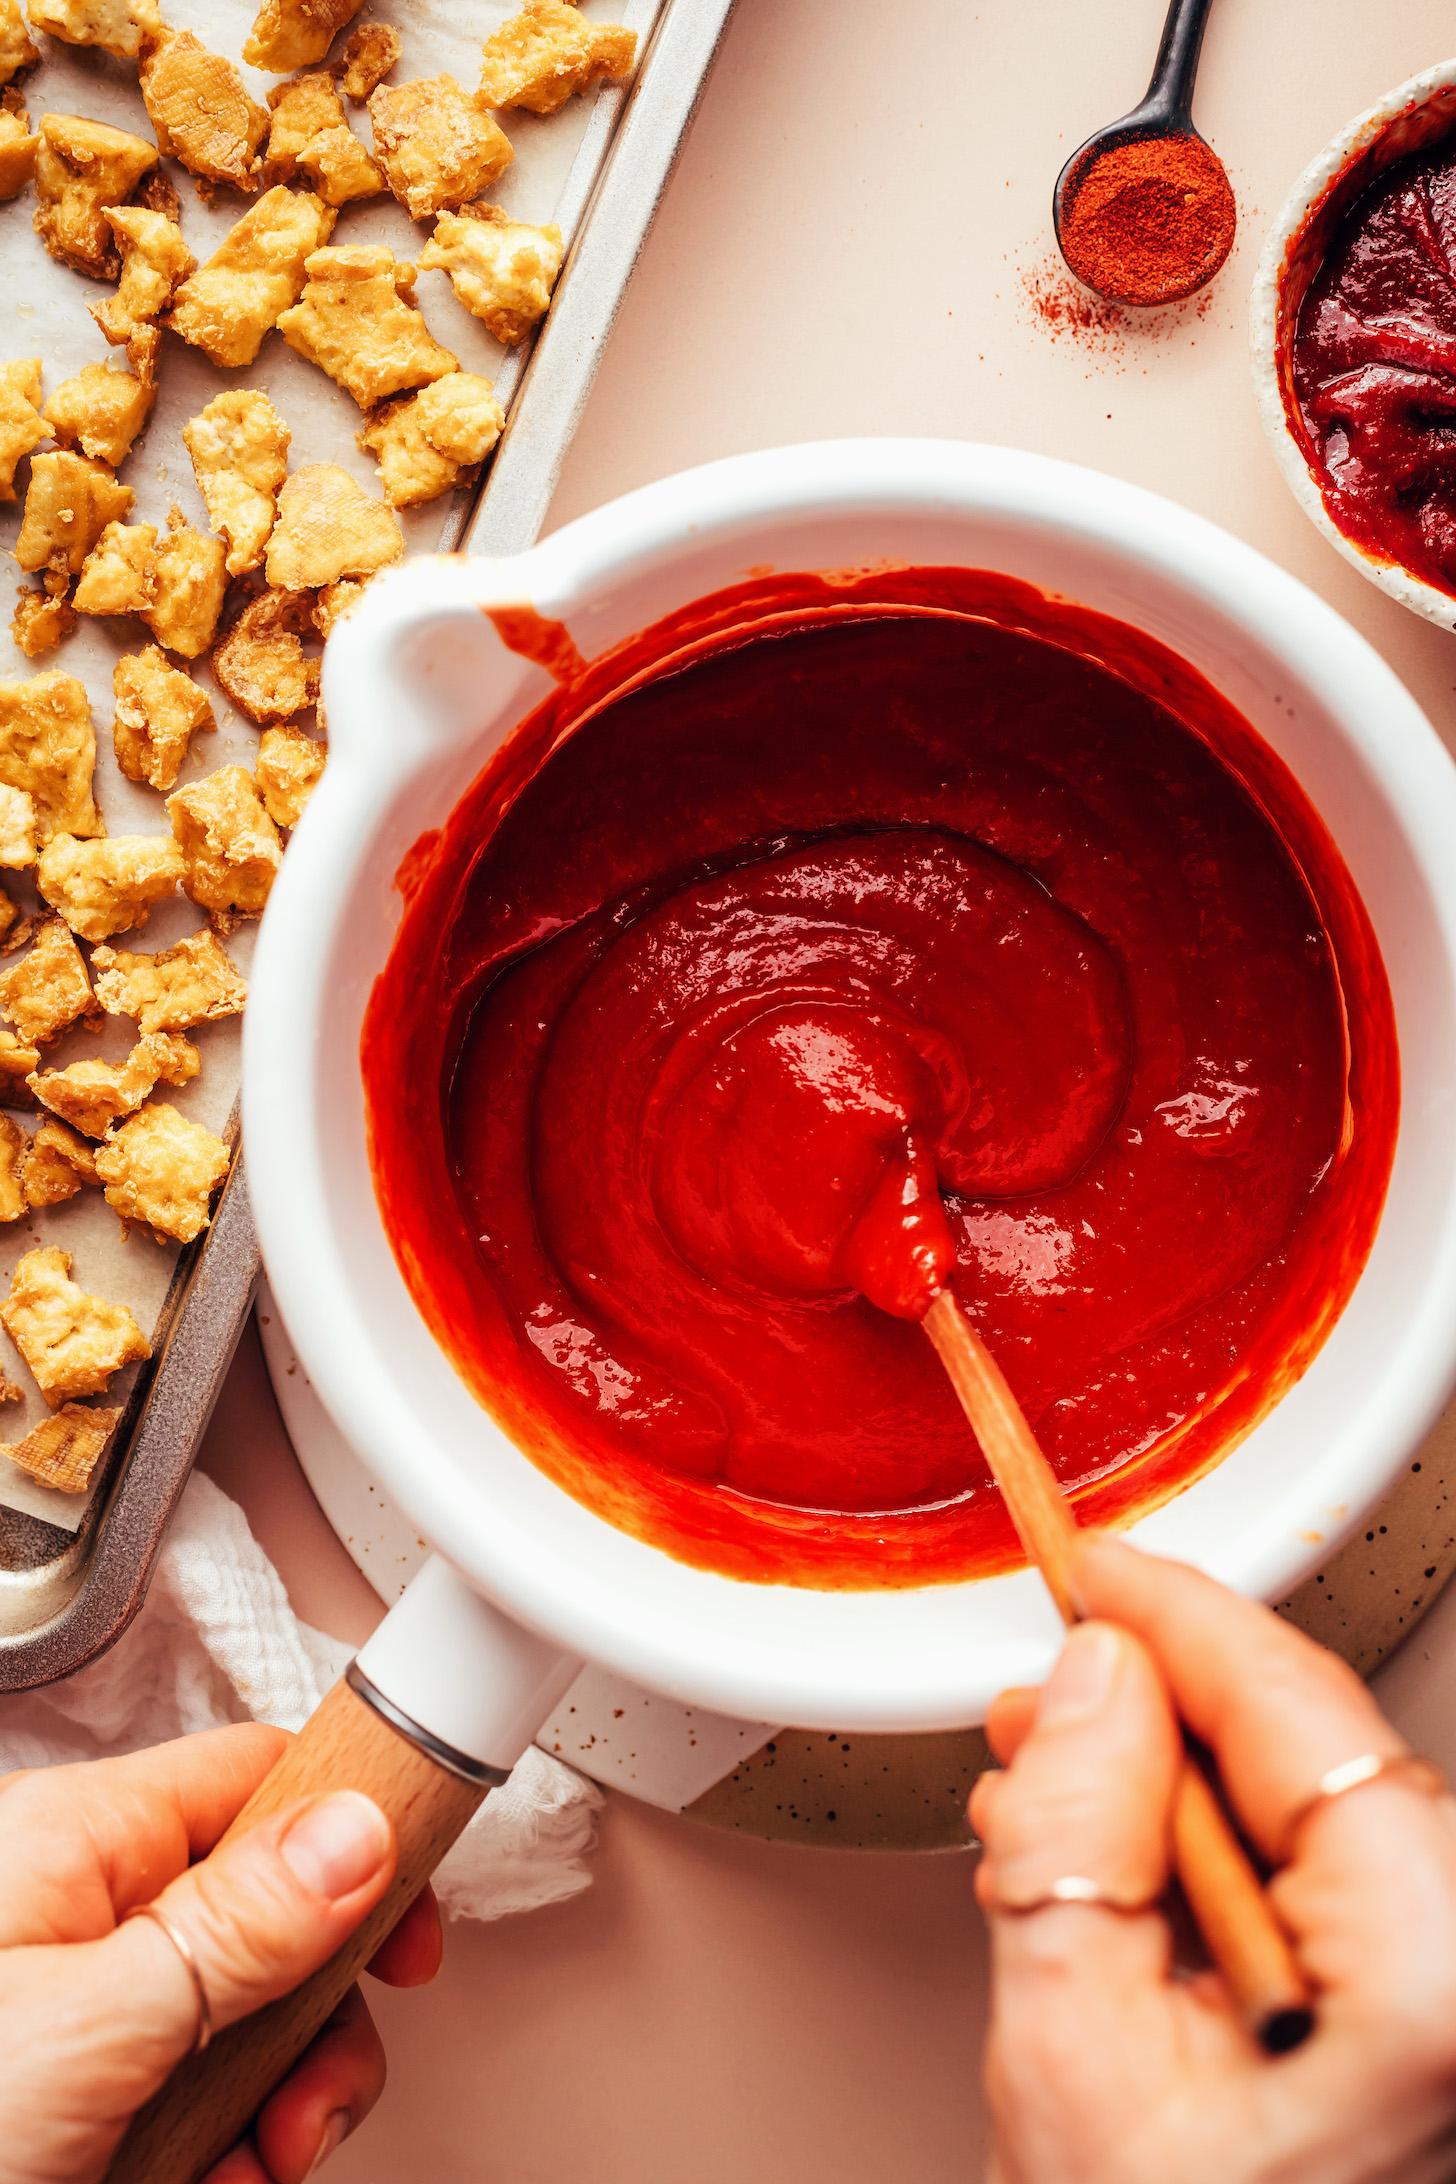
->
[1059,131,1235,306]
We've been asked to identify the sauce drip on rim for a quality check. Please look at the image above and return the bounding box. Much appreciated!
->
[364,569,1398,1590]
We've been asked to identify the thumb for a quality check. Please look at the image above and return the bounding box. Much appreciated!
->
[96,1791,397,2095]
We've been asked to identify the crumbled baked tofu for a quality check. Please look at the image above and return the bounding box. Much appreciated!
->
[33,114,156,277]
[279,244,457,408]
[0,1031,39,1104]
[256,724,324,828]
[336,21,397,103]
[359,370,503,508]
[368,75,512,220]
[96,1098,229,1243]
[182,390,289,578]
[29,0,160,61]
[0,784,36,872]
[16,451,132,577]
[212,589,318,724]
[43,355,155,470]
[112,646,214,794]
[0,882,26,951]
[73,520,157,617]
[0,1245,149,1404]
[36,835,183,944]
[167,766,282,927]
[0,672,101,842]
[0,359,47,500]
[22,1114,99,1206]
[265,462,402,589]
[91,206,193,347]
[92,929,245,1034]
[420,204,563,346]
[168,186,335,370]
[478,0,635,115]
[141,509,226,660]
[0,1112,24,1220]
[140,28,267,193]
[30,1027,197,1138]
[0,98,36,197]
[9,584,71,659]
[2,1401,121,1491]
[0,0,38,81]
[311,576,367,638]
[0,917,95,1044]
[266,70,380,205]
[243,0,361,72]
[0,785,36,872]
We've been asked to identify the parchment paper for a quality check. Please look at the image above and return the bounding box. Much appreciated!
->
[0,0,662,1526]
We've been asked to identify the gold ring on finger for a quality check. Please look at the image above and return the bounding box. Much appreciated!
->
[983,1871,1165,1918]
[1280,1751,1449,1862]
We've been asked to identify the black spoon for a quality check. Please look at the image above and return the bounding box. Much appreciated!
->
[1053,0,1234,306]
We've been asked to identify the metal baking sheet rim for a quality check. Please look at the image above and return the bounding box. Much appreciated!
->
[0,0,738,1693]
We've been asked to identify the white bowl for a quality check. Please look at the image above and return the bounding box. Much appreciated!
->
[244,439,1456,1734]
[1252,60,1456,629]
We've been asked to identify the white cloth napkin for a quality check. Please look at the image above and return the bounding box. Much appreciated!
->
[0,1471,601,1921]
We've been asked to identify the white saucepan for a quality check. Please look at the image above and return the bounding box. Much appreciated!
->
[112,441,1456,2180]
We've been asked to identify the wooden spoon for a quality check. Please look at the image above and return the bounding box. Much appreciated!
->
[922,1286,1313,2052]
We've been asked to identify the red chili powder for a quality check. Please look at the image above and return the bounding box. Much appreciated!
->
[1059,131,1235,306]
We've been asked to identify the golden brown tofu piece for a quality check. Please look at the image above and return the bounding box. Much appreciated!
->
[0,1026,38,1101]
[72,520,156,617]
[212,590,318,726]
[243,0,361,72]
[167,766,282,927]
[278,244,457,409]
[44,356,155,469]
[368,75,512,220]
[168,186,334,370]
[0,99,36,198]
[255,724,324,828]
[22,1114,98,1207]
[0,1111,24,1219]
[96,1098,229,1243]
[33,114,156,277]
[1,1401,121,1491]
[92,929,245,1035]
[0,672,101,842]
[0,0,38,81]
[265,70,380,206]
[16,451,132,578]
[265,463,402,589]
[112,646,214,793]
[10,584,71,660]
[31,1027,196,1137]
[37,835,183,944]
[0,359,48,501]
[0,917,94,1045]
[336,21,397,103]
[0,784,36,871]
[141,509,226,660]
[0,1245,149,1404]
[478,0,635,115]
[311,576,367,638]
[420,204,563,346]
[139,28,267,194]
[182,390,289,578]
[29,0,160,60]
[91,205,194,347]
[359,371,503,508]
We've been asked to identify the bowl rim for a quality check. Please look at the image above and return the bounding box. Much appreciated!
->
[245,437,1456,1730]
[1250,56,1456,631]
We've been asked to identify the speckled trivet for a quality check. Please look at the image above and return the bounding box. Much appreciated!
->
[685,1400,1456,1850]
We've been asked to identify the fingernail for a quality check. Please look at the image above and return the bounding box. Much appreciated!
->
[1039,1622,1121,1725]
[306,2109,351,2176]
[281,1792,390,1899]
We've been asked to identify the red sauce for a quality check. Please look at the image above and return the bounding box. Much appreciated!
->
[1291,134,1456,597]
[364,568,1397,1589]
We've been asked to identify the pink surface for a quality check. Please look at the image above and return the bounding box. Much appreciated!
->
[203,0,1456,2173]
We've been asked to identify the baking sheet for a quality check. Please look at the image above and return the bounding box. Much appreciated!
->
[0,0,662,1527]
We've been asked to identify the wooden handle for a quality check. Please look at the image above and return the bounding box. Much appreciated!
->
[922,1289,1312,2048]
[106,1676,488,2184]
